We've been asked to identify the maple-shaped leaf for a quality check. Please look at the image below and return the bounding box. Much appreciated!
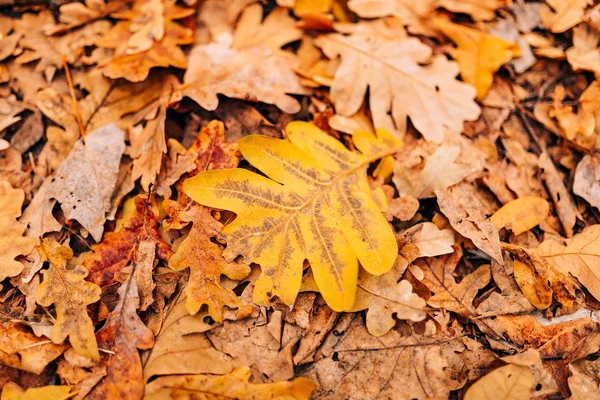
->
[1,382,73,400]
[95,0,195,82]
[184,122,400,311]
[83,195,173,298]
[85,277,154,399]
[36,239,102,361]
[315,31,480,142]
[433,18,520,98]
[0,182,35,282]
[145,366,316,400]
[416,246,491,315]
[0,323,68,374]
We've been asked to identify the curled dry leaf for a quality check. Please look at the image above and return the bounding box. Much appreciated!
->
[1,382,73,400]
[315,31,480,141]
[0,182,35,282]
[434,17,521,98]
[464,364,534,400]
[145,366,316,400]
[184,122,400,311]
[36,239,102,361]
[489,196,549,235]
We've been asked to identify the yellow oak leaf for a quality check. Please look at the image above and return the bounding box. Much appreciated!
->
[184,122,400,311]
[541,0,592,33]
[0,181,35,282]
[490,196,550,235]
[1,382,72,400]
[36,239,102,361]
[464,364,534,400]
[434,17,521,98]
[145,366,316,400]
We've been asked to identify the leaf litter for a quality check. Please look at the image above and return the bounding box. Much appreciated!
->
[2,0,600,399]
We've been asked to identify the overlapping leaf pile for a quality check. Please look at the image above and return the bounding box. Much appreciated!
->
[2,0,600,399]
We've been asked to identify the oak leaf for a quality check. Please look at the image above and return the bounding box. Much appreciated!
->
[0,383,72,400]
[398,222,456,261]
[95,0,195,82]
[145,366,316,400]
[566,24,600,75]
[541,0,592,33]
[464,364,534,400]
[0,323,68,374]
[490,196,549,235]
[45,0,124,34]
[85,277,154,400]
[184,122,400,311]
[315,31,480,142]
[36,239,102,361]
[0,182,35,282]
[434,18,521,98]
[550,81,600,140]
[417,246,491,315]
[535,225,600,302]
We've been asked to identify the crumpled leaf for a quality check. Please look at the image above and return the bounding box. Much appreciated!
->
[82,195,173,298]
[434,17,521,98]
[316,32,480,141]
[0,323,68,374]
[490,196,549,235]
[464,364,534,400]
[541,0,592,33]
[36,239,102,361]
[535,225,600,302]
[417,246,491,315]
[184,122,400,311]
[45,124,125,242]
[1,383,72,400]
[85,277,154,399]
[0,182,35,282]
[95,0,195,82]
[45,0,124,34]
[145,366,316,400]
[566,24,600,75]
[574,154,600,210]
[398,222,455,260]
[179,33,309,114]
[436,184,503,264]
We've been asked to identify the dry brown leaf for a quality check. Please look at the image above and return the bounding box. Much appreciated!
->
[566,24,600,75]
[464,364,534,400]
[568,358,600,399]
[541,0,592,33]
[145,366,316,400]
[490,196,549,235]
[436,184,503,264]
[196,0,257,41]
[0,323,68,374]
[398,222,455,260]
[85,277,154,400]
[36,239,102,361]
[550,81,600,140]
[232,4,302,51]
[417,246,492,315]
[95,0,195,82]
[574,154,600,209]
[0,182,35,282]
[315,32,480,141]
[45,0,124,34]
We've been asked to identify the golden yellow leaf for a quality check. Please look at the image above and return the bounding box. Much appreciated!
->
[145,366,316,400]
[490,196,549,235]
[464,364,534,400]
[184,122,400,311]
[535,225,600,302]
[1,383,72,400]
[541,0,592,33]
[36,239,102,361]
[0,181,35,282]
[512,259,553,310]
[434,17,520,98]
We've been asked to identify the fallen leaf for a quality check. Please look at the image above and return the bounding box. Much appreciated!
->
[434,17,520,98]
[540,0,592,33]
[566,24,600,75]
[568,358,600,399]
[550,81,600,140]
[574,154,600,210]
[85,277,154,400]
[398,222,455,260]
[45,0,124,34]
[232,4,302,51]
[184,122,400,311]
[436,184,503,264]
[145,366,316,400]
[0,182,35,282]
[96,0,195,82]
[36,239,102,361]
[490,196,549,235]
[315,31,480,141]
[1,382,72,400]
[464,364,534,400]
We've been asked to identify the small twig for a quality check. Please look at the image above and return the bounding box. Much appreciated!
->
[61,54,85,139]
